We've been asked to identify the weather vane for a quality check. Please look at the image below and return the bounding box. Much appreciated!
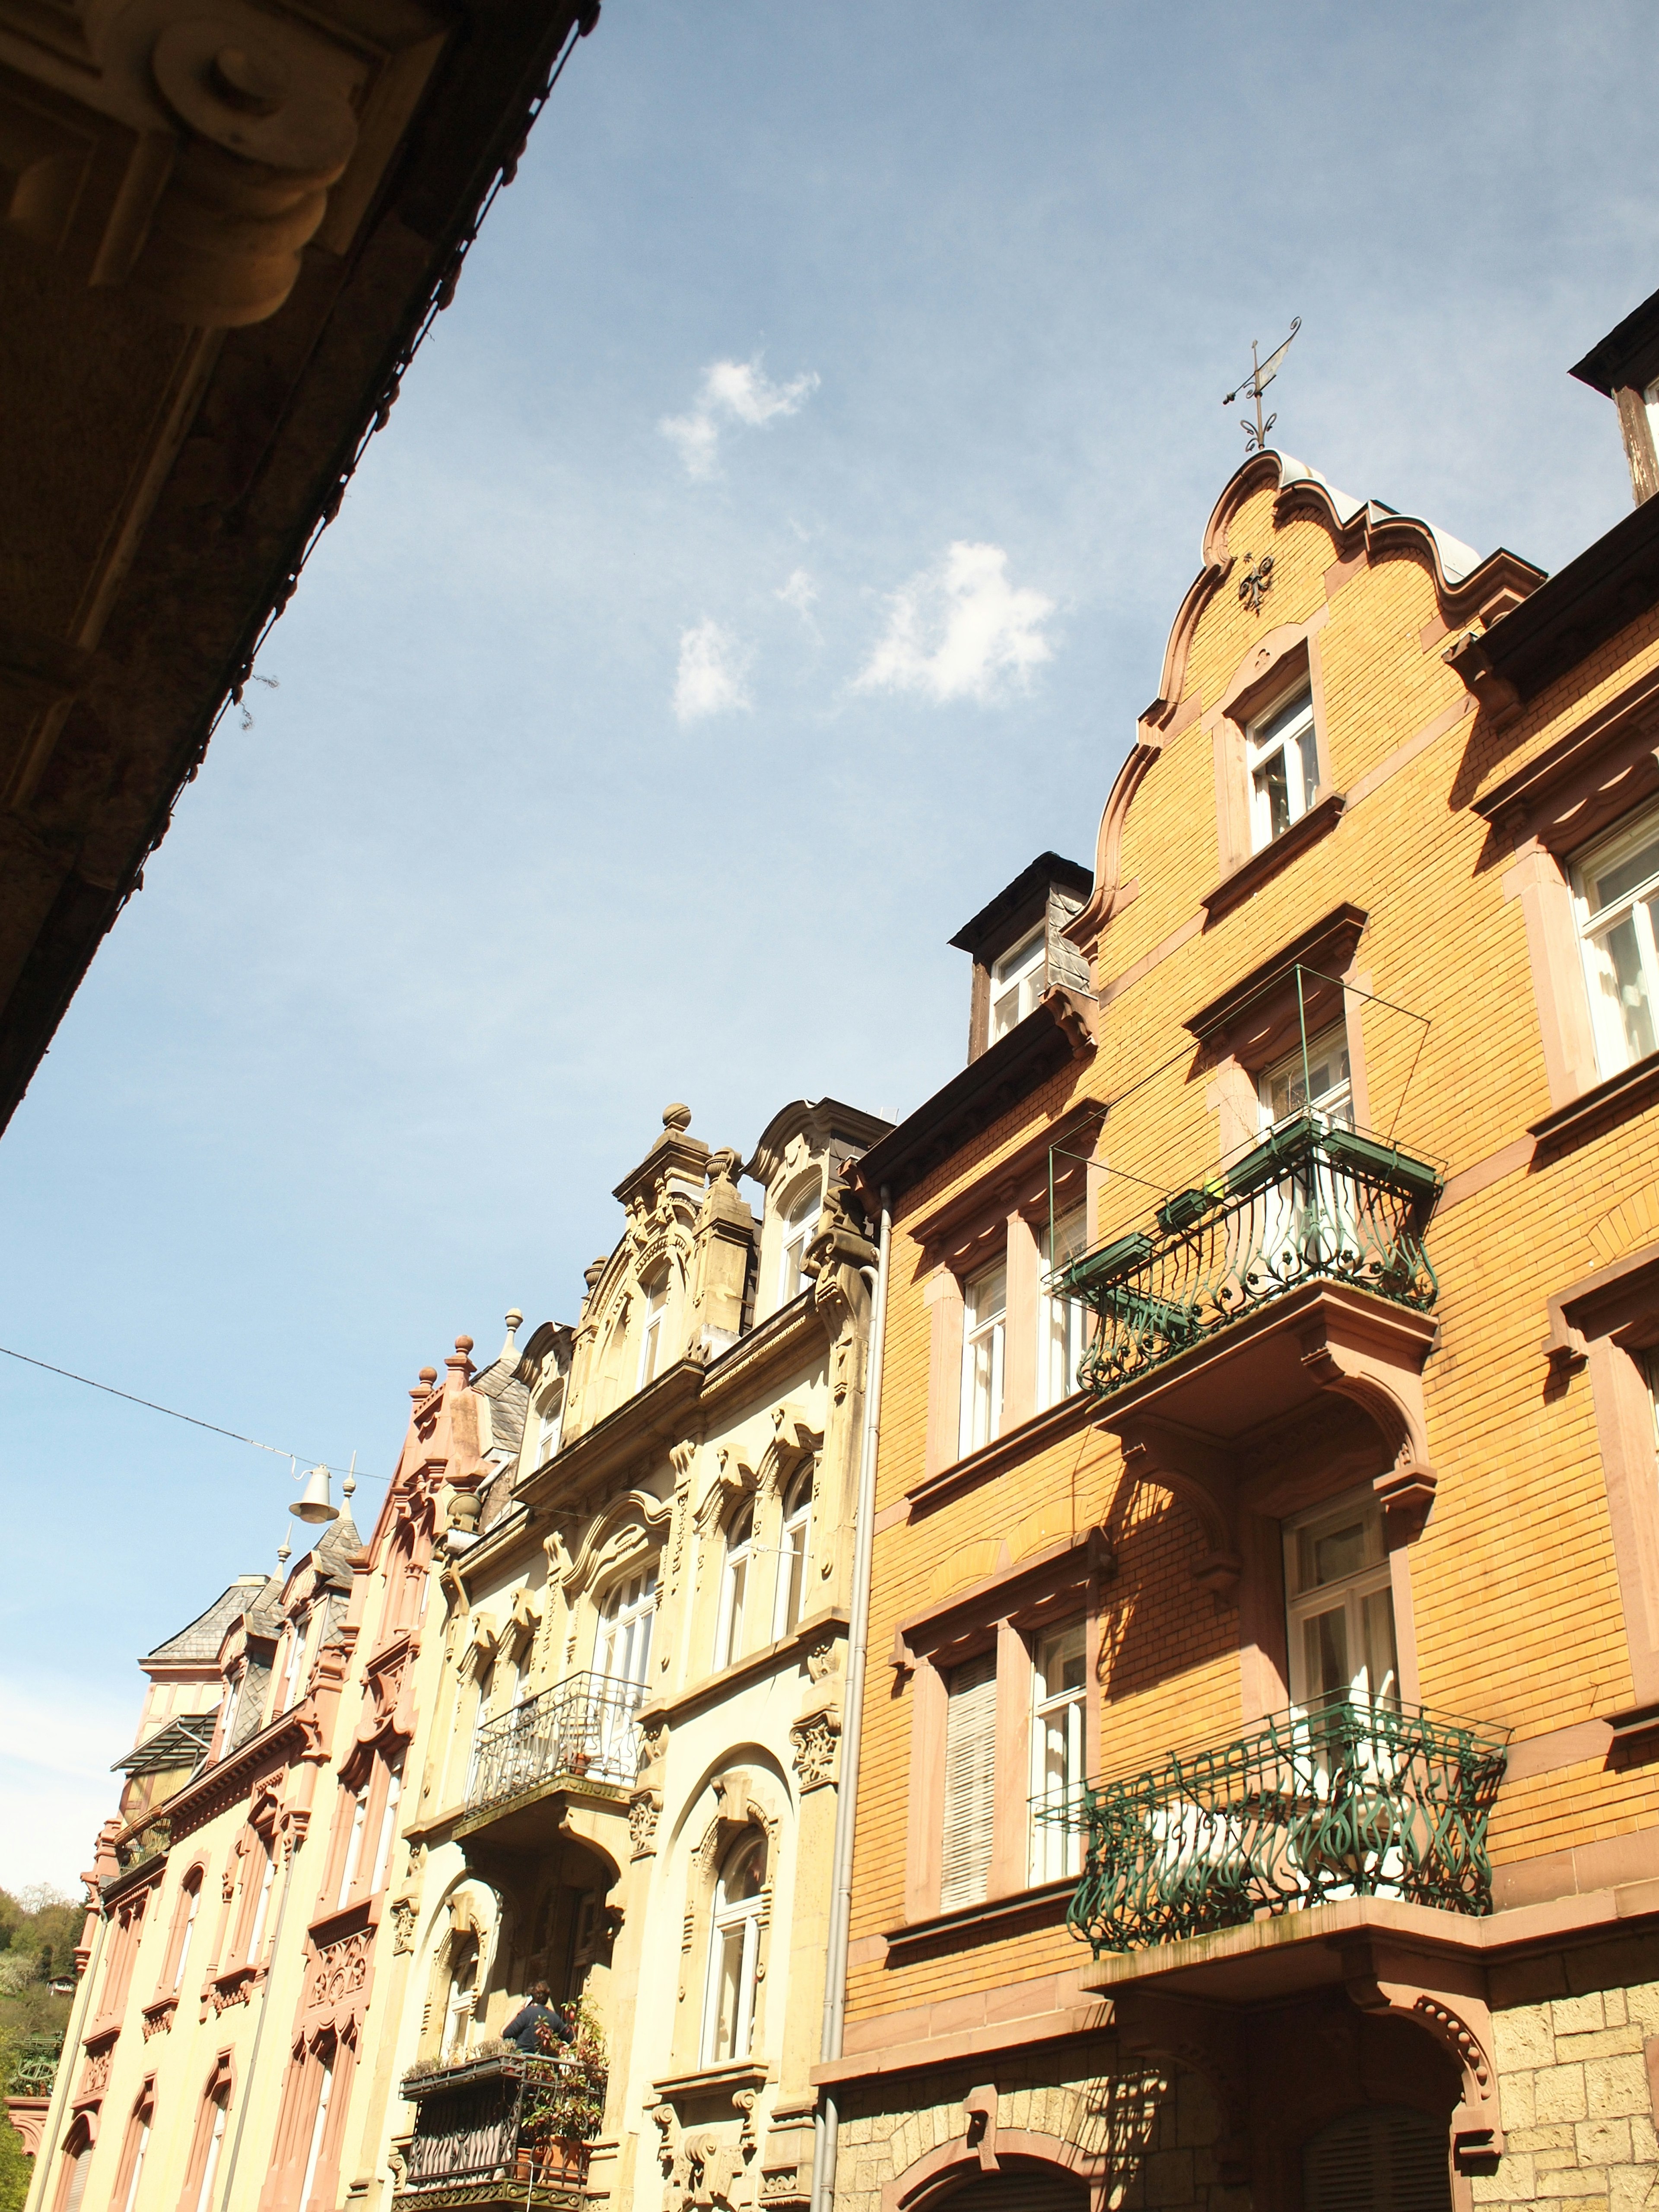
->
[1223,318,1301,453]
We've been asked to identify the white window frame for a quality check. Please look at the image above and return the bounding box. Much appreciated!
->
[714,1506,753,1671]
[1570,801,1659,1079]
[246,1835,277,1958]
[442,1937,479,2062]
[280,1609,312,1713]
[1038,1207,1090,1411]
[1246,683,1319,852]
[779,1182,822,1307]
[172,1873,201,1992]
[939,1648,998,1912]
[368,1757,403,1896]
[637,1278,668,1390]
[1283,1490,1399,1711]
[959,1260,1007,1458]
[118,2103,151,2212]
[297,2046,334,2212]
[597,1567,657,1688]
[1028,1619,1087,1885]
[192,2094,228,2212]
[700,1833,766,2067]
[989,926,1046,1044]
[534,1385,565,1468]
[771,1465,813,1641]
[1257,1021,1354,1134]
[334,1782,369,1911]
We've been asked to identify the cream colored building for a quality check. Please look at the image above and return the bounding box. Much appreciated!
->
[390,1098,886,2212]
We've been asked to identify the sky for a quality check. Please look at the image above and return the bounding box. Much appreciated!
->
[3,0,1657,1892]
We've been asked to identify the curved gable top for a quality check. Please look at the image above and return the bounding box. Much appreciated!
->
[1067,449,1546,954]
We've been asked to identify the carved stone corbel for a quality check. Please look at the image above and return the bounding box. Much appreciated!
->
[1113,1986,1251,2186]
[1341,1940,1503,2172]
[963,2085,999,2172]
[1113,1417,1242,1601]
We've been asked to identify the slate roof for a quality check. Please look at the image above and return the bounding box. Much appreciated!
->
[311,1512,362,1591]
[471,1352,530,1458]
[141,1576,269,1666]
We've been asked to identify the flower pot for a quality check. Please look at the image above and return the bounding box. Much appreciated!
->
[540,2140,591,2185]
[513,2150,537,2183]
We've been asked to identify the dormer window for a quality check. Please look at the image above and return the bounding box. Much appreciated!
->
[779,1183,821,1305]
[535,1383,564,1467]
[1247,684,1319,850]
[989,927,1046,1043]
[637,1277,668,1388]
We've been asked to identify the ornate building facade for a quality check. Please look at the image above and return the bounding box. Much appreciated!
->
[819,298,1659,2212]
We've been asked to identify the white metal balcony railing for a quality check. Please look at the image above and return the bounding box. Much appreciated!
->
[467,1672,646,1813]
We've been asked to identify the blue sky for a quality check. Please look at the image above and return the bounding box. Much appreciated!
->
[3,0,1656,1889]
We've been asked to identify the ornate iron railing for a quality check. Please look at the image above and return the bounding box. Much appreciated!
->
[1046,1692,1508,1957]
[467,1670,645,1813]
[400,2053,575,2189]
[1047,1115,1441,1403]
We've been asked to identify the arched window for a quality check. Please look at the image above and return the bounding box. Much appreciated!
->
[185,2075,230,2212]
[113,2085,154,2212]
[637,1276,668,1389]
[534,1384,565,1466]
[51,2118,93,2212]
[1302,2103,1450,2211]
[779,1183,821,1305]
[280,1610,311,1712]
[167,1867,203,1993]
[297,2036,337,2211]
[772,1466,813,1640]
[715,1506,753,1670]
[701,1831,766,2065]
[597,1569,657,1690]
[442,1934,480,2061]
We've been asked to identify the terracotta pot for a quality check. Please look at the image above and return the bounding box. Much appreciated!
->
[513,2149,537,2182]
[540,2140,591,2184]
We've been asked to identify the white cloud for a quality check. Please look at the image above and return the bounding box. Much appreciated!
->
[855,541,1054,704]
[673,620,752,723]
[777,568,817,616]
[660,358,820,479]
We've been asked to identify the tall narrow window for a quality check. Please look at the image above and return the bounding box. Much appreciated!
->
[191,2089,229,2212]
[779,1185,821,1305]
[335,1782,369,1910]
[172,1871,203,1991]
[54,2123,93,2212]
[1258,1022,1354,1133]
[1572,803,1659,1077]
[297,2043,335,2212]
[597,1569,657,1687]
[246,1836,277,1958]
[1247,684,1319,850]
[715,1507,753,1670]
[442,1937,479,2061]
[637,1278,668,1389]
[1039,1208,1090,1411]
[368,1758,404,1897]
[772,1466,813,1640]
[701,1832,766,2066]
[1029,1621,1087,1884]
[535,1386,564,1467]
[280,1612,311,1713]
[959,1262,1007,1457]
[1284,1495,1398,1710]
[115,2091,153,2212]
[218,1669,243,1756]
[989,927,1046,1042]
[940,1649,998,1911]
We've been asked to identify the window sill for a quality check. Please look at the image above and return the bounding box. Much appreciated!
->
[635,1608,849,1732]
[1529,1049,1659,1150]
[140,1994,178,2039]
[1200,789,1347,925]
[306,1894,378,1945]
[882,1878,1075,1964]
[651,2058,771,2101]
[904,1392,1100,1518]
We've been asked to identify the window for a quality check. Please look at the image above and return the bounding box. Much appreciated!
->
[245,1834,277,1958]
[114,2090,153,2212]
[442,1936,479,2061]
[334,1782,369,1911]
[701,1832,766,2065]
[368,1757,403,1897]
[1028,1621,1087,1884]
[940,1649,998,1911]
[190,2087,229,2212]
[535,1387,564,1467]
[54,2123,93,2212]
[280,1611,311,1713]
[1284,1494,1398,1710]
[1039,1208,1090,1411]
[715,1507,753,1671]
[1571,801,1659,1077]
[959,1262,1007,1457]
[1258,1022,1354,1132]
[1302,2103,1450,2212]
[779,1184,821,1305]
[597,1569,656,1688]
[218,1669,243,1755]
[297,2043,335,2212]
[772,1466,813,1640]
[989,927,1046,1043]
[170,1870,203,1992]
[637,1278,668,1389]
[1246,684,1319,850]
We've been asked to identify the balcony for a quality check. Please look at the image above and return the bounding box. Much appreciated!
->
[1049,1115,1440,1408]
[1044,1692,1508,1959]
[467,1671,645,1816]
[397,2052,589,2210]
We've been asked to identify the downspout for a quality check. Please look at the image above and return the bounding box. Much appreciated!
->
[215,1838,301,2212]
[23,1898,110,2212]
[812,1190,890,2212]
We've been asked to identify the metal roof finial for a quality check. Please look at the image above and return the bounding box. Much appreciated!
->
[1223,317,1301,454]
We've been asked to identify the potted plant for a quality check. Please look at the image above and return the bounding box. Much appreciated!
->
[518,2003,607,2183]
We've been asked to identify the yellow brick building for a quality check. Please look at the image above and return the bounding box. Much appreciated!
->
[820,297,1659,2212]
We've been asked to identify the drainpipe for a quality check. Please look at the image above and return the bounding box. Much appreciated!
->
[215,1838,301,2212]
[812,1189,891,2212]
[23,1900,110,2212]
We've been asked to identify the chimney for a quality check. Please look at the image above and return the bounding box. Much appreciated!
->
[1571,284,1659,507]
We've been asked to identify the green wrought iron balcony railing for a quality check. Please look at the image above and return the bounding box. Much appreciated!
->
[1041,1691,1509,1958]
[1046,1113,1442,1404]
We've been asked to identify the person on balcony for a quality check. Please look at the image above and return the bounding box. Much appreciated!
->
[503,1982,570,2053]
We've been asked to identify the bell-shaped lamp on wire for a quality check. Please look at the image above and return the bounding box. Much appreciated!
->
[290,1465,339,1525]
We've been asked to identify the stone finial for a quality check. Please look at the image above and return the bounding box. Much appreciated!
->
[662,1102,692,1133]
[502,1309,523,1357]
[705,1146,742,1187]
[446,1337,475,1386]
[584,1256,608,1294]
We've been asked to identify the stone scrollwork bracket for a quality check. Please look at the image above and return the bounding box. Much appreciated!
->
[1341,1940,1503,2172]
